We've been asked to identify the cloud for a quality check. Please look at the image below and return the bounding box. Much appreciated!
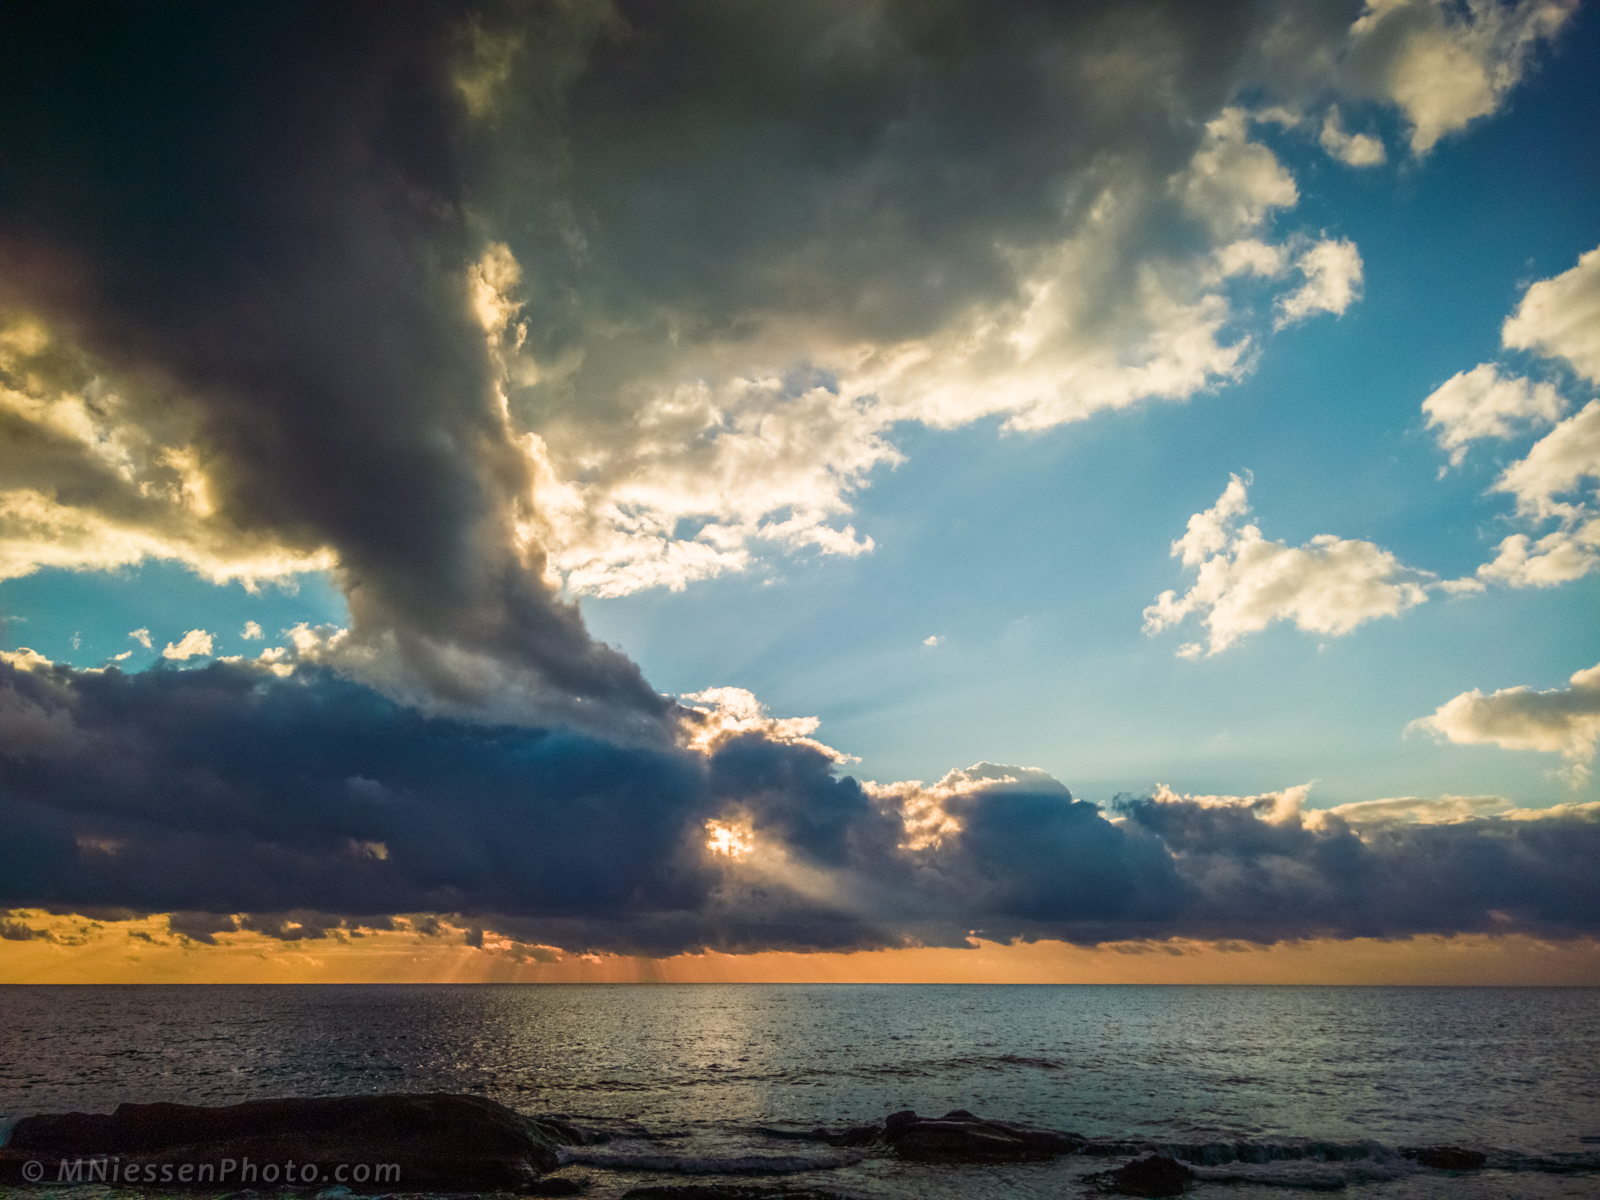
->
[128,628,152,649]
[1422,363,1566,468]
[1472,399,1600,587]
[1171,108,1299,238]
[1,0,1567,621]
[1477,521,1600,588]
[161,629,214,661]
[1503,244,1600,383]
[922,635,944,647]
[0,5,667,735]
[0,5,1589,956]
[1116,782,1600,940]
[241,621,263,640]
[1341,0,1576,154]
[1411,661,1600,785]
[3,657,1596,951]
[1275,238,1363,327]
[0,317,338,588]
[1318,106,1387,166]
[1413,251,1600,590]
[1492,399,1600,520]
[1144,474,1454,656]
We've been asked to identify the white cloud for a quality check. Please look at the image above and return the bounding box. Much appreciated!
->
[1214,238,1288,279]
[109,650,134,663]
[1477,521,1600,588]
[1276,238,1363,327]
[1344,0,1576,154]
[677,687,852,762]
[1422,363,1565,468]
[1147,781,1314,824]
[0,647,54,672]
[128,628,152,649]
[1318,106,1387,166]
[1411,661,1600,785]
[922,635,944,647]
[241,621,264,640]
[1502,245,1600,384]
[1145,474,1452,655]
[1492,399,1600,520]
[518,380,895,598]
[1413,253,1600,592]
[495,169,1354,597]
[1170,108,1299,238]
[162,629,215,661]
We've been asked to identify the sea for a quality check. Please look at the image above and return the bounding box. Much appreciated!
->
[1,984,1597,1199]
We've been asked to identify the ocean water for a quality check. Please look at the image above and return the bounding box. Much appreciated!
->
[2,984,1597,1198]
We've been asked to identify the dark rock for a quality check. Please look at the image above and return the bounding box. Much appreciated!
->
[0,1093,571,1192]
[619,1189,850,1200]
[881,1108,1084,1162]
[1096,1153,1194,1196]
[524,1178,586,1196]
[1401,1145,1488,1170]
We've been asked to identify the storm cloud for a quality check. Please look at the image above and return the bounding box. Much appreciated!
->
[3,657,1596,953]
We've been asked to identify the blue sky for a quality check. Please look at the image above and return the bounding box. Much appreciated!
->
[2,0,1597,961]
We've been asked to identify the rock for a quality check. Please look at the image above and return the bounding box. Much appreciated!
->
[881,1109,1084,1162]
[524,1178,586,1196]
[619,1189,850,1200]
[1096,1153,1194,1196]
[1400,1145,1488,1170]
[0,1093,571,1192]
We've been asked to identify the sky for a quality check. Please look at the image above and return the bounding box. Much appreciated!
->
[1,0,1597,984]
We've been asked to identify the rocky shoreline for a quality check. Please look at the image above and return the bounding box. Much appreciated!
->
[0,1093,1494,1197]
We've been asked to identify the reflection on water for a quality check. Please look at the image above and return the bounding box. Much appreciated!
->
[3,985,1598,1198]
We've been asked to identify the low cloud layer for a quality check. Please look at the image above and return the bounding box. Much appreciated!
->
[3,656,1596,953]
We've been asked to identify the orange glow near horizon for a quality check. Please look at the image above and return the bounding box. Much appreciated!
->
[1,910,1598,985]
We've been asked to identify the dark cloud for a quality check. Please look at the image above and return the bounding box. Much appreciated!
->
[488,0,1290,427]
[0,1,666,732]
[167,912,240,946]
[3,660,1596,954]
[1116,794,1600,942]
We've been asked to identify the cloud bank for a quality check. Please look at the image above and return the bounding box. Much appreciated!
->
[3,657,1597,953]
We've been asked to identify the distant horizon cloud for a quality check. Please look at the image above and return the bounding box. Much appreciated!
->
[2,656,1596,955]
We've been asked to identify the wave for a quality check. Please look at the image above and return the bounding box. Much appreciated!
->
[561,1139,865,1175]
[568,1124,1600,1187]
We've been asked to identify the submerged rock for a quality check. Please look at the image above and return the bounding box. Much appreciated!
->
[0,1092,571,1192]
[882,1108,1084,1162]
[1095,1152,1195,1196]
[1401,1145,1488,1170]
